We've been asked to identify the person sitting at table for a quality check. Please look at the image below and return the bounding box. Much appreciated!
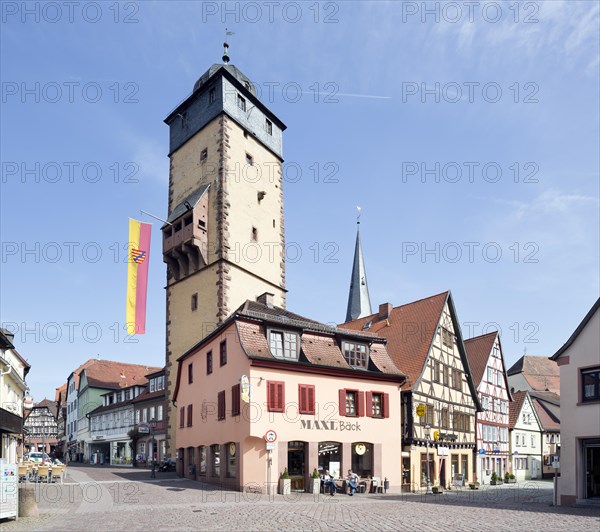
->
[321,469,336,496]
[346,469,359,496]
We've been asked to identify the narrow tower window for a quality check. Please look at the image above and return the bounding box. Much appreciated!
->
[191,293,198,311]
[200,148,208,163]
[245,153,254,166]
[251,227,258,241]
[209,87,216,104]
[265,119,273,135]
[237,94,246,112]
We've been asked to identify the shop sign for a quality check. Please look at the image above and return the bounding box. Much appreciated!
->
[438,432,457,441]
[240,375,250,403]
[299,419,361,431]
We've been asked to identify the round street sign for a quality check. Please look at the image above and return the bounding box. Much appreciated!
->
[264,430,277,443]
[416,404,426,418]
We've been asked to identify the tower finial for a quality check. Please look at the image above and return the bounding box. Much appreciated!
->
[356,205,362,225]
[223,29,235,64]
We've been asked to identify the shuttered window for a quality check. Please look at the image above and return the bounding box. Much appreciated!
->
[366,391,390,418]
[179,406,185,428]
[298,384,315,414]
[218,390,226,420]
[187,404,193,427]
[231,384,241,417]
[338,389,364,417]
[267,381,285,412]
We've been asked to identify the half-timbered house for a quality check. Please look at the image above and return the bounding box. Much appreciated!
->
[341,291,482,490]
[464,331,512,483]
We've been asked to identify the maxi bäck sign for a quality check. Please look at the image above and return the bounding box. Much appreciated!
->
[300,419,361,431]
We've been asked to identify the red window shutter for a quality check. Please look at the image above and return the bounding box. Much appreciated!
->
[217,390,226,420]
[267,381,275,411]
[187,404,193,426]
[339,389,346,416]
[307,386,315,414]
[180,406,185,428]
[298,385,307,413]
[383,393,390,418]
[366,391,373,417]
[232,384,240,416]
[267,381,284,412]
[357,391,365,417]
[277,382,285,411]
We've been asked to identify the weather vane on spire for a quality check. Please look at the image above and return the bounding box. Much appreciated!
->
[223,28,235,64]
[356,206,362,224]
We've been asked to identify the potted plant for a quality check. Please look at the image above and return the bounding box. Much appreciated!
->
[507,473,516,484]
[279,468,291,495]
[310,468,321,494]
[490,472,503,485]
[432,485,444,494]
[468,481,480,490]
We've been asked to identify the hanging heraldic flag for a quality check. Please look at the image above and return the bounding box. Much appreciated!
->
[126,219,151,334]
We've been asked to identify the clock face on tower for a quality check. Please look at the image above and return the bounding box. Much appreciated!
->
[229,442,236,456]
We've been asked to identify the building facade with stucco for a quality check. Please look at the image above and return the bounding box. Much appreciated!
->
[551,298,600,506]
[174,296,406,493]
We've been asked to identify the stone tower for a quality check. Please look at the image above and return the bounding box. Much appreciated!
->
[162,48,287,454]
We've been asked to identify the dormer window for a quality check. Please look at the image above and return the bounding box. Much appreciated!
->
[237,94,246,112]
[342,341,368,368]
[269,330,299,360]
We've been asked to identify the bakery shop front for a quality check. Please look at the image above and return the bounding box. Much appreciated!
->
[173,297,406,493]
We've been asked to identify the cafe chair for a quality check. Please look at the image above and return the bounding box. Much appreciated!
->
[37,465,50,483]
[18,464,28,482]
[51,465,65,483]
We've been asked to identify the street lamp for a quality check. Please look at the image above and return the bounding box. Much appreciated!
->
[424,424,432,495]
[149,418,157,479]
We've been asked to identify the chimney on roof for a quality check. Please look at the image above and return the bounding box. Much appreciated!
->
[257,292,275,308]
[378,303,393,321]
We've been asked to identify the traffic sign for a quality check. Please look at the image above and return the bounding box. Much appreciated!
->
[416,404,426,418]
[138,424,150,434]
[264,430,277,442]
[266,442,276,451]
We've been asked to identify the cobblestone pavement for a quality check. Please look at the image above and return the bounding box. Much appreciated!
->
[2,467,599,531]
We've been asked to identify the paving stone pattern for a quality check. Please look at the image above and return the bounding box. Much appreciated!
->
[2,467,599,531]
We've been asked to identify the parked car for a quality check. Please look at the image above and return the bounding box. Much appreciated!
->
[29,452,51,463]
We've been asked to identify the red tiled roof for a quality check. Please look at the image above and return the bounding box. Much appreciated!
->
[82,360,161,390]
[464,332,497,387]
[509,390,527,428]
[532,399,560,431]
[339,292,448,388]
[507,356,560,394]
[131,389,166,404]
[236,319,404,376]
[174,303,406,402]
[55,383,67,404]
[69,358,98,390]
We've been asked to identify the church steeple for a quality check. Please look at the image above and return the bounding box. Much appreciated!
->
[345,210,372,322]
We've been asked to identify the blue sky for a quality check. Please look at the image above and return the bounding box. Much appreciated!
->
[1,1,598,402]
